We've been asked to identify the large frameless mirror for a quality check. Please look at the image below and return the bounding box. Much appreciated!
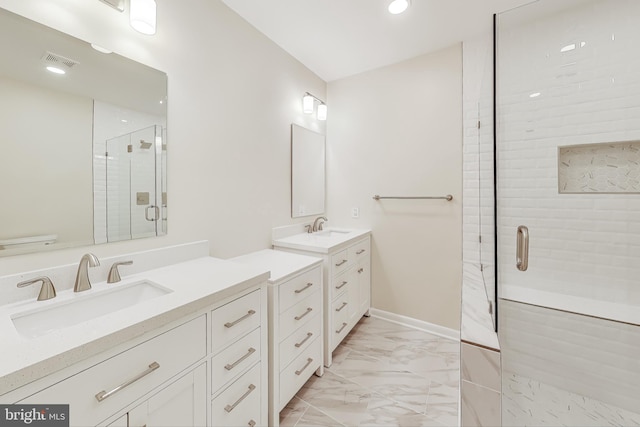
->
[0,7,168,256]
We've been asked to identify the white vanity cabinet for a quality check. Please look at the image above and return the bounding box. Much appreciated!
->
[2,272,268,427]
[273,233,371,367]
[230,249,324,427]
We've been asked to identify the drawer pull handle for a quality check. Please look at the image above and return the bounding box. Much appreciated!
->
[295,307,313,321]
[335,259,348,267]
[249,421,256,427]
[225,347,256,371]
[358,268,364,274]
[336,322,348,334]
[356,249,366,255]
[294,282,313,294]
[295,358,314,376]
[95,362,160,402]
[336,302,348,312]
[225,310,256,328]
[335,281,348,290]
[224,384,256,413]
[295,332,313,348]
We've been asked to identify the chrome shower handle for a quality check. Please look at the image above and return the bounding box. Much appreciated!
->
[516,225,529,271]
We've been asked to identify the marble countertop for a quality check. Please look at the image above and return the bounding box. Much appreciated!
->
[272,228,371,254]
[230,249,322,284]
[0,256,270,395]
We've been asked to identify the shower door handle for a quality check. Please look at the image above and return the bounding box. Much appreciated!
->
[145,205,158,222]
[516,225,529,271]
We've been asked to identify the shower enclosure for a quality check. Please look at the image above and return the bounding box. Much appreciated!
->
[495,0,640,425]
[104,125,167,243]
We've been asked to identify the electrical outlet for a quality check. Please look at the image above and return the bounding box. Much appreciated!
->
[351,207,359,218]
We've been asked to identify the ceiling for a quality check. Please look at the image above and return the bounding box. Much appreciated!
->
[221,0,535,82]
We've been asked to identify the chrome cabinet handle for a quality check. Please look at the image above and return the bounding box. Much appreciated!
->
[335,322,348,334]
[225,310,256,328]
[95,362,160,402]
[356,249,365,255]
[295,358,314,376]
[248,421,256,427]
[225,347,256,371]
[335,281,347,290]
[295,307,313,320]
[295,332,313,348]
[516,225,529,271]
[335,302,348,312]
[357,268,364,274]
[294,282,313,294]
[224,384,256,413]
[145,205,157,222]
[335,259,348,267]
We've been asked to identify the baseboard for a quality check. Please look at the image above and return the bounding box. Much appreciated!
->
[369,308,460,342]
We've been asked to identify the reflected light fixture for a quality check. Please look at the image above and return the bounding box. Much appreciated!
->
[388,0,410,15]
[130,0,157,35]
[302,92,327,121]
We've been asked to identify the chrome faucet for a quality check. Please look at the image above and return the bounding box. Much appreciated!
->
[312,216,327,232]
[17,276,56,301]
[74,253,100,292]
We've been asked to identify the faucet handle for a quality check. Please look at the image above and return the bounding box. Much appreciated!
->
[108,260,133,284]
[17,276,56,301]
[305,225,312,234]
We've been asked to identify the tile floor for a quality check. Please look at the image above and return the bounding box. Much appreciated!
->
[280,316,460,427]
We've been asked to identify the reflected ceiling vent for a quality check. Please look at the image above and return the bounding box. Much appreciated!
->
[41,51,80,71]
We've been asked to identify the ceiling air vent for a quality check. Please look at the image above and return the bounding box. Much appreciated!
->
[41,51,80,71]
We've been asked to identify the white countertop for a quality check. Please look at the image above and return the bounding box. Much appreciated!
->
[0,256,270,395]
[230,249,322,284]
[272,228,371,254]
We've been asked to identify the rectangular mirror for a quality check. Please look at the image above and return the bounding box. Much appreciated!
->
[0,7,168,256]
[291,124,325,218]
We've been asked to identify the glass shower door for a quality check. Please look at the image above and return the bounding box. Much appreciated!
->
[496,1,640,425]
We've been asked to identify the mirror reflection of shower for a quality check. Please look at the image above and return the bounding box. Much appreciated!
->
[104,125,166,243]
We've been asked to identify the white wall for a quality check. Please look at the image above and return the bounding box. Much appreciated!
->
[0,76,93,246]
[0,0,325,274]
[326,45,463,330]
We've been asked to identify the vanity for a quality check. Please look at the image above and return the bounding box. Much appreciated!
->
[272,227,371,367]
[0,244,269,427]
[230,249,324,427]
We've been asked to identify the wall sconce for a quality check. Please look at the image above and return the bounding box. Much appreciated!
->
[302,92,327,121]
[99,0,157,35]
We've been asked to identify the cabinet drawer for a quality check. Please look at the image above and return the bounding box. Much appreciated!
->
[212,290,261,354]
[278,312,321,371]
[212,327,261,394]
[330,270,349,301]
[330,249,350,276]
[211,363,262,427]
[348,238,370,263]
[20,316,206,427]
[278,267,321,313]
[279,337,321,411]
[279,291,322,340]
[332,298,351,350]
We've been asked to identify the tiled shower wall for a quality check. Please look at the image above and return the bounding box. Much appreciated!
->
[93,101,165,244]
[497,0,640,310]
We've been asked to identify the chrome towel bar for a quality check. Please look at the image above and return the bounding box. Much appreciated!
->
[373,194,453,201]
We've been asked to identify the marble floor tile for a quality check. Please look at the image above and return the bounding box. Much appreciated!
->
[288,316,461,427]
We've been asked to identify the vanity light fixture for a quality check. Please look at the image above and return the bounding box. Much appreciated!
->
[302,92,327,121]
[130,0,157,35]
[388,0,410,15]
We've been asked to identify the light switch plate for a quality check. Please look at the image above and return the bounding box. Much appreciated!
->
[351,207,359,218]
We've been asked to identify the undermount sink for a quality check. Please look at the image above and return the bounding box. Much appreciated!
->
[11,280,172,338]
[315,229,351,237]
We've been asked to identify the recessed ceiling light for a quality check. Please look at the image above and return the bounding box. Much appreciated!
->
[46,66,66,75]
[560,43,576,53]
[529,92,541,98]
[388,0,410,15]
